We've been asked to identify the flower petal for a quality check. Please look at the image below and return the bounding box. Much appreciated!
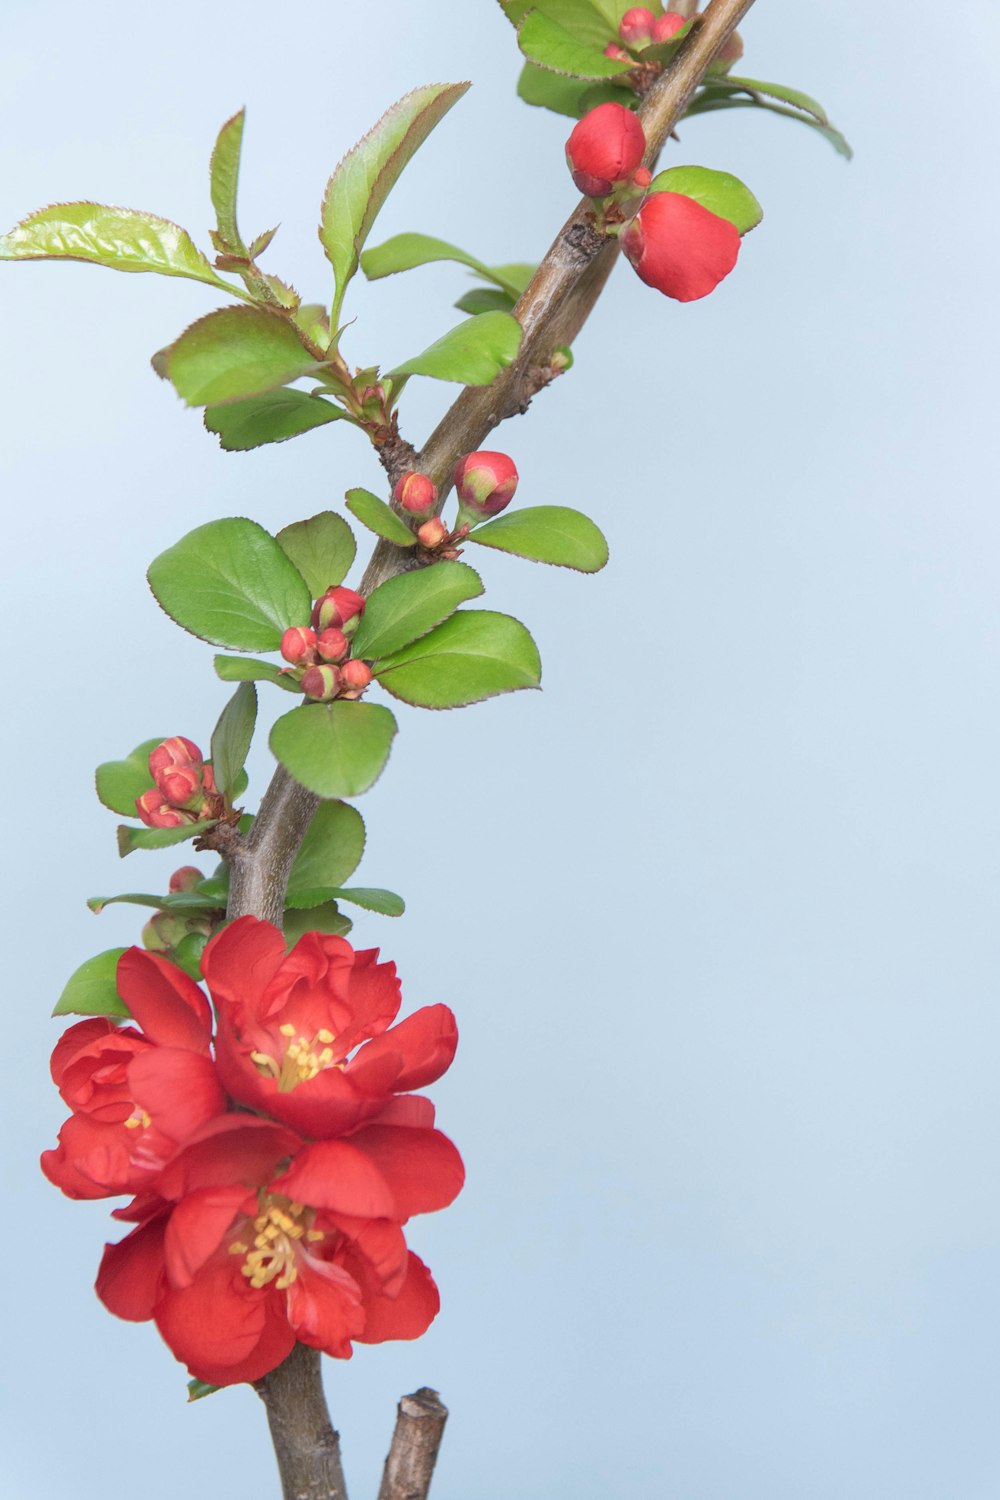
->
[155,1255,295,1385]
[128,1047,226,1143]
[356,1252,440,1344]
[274,1140,397,1219]
[164,1185,252,1287]
[116,948,213,1051]
[157,1116,301,1200]
[285,1255,364,1358]
[96,1214,168,1321]
[350,1005,457,1094]
[201,915,288,1022]
[347,1125,465,1219]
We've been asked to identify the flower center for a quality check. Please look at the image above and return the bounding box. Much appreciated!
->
[250,1022,340,1092]
[123,1106,152,1131]
[228,1194,325,1291]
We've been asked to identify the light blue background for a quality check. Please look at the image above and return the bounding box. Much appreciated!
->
[2,2,999,1496]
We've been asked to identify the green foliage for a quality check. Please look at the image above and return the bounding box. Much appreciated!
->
[284,904,353,943]
[389,312,522,386]
[209,109,248,255]
[0,203,239,294]
[320,83,470,324]
[466,505,609,571]
[361,233,525,297]
[285,886,405,917]
[685,76,852,159]
[500,0,629,49]
[517,12,628,80]
[374,609,541,708]
[648,166,763,234]
[148,517,312,651]
[117,822,217,857]
[164,307,321,407]
[205,390,345,451]
[95,738,161,815]
[270,702,398,798]
[187,1380,223,1403]
[352,560,484,661]
[210,683,257,800]
[286,800,367,900]
[87,891,223,915]
[454,287,517,316]
[345,488,417,548]
[275,512,357,596]
[52,949,129,1018]
[215,656,300,690]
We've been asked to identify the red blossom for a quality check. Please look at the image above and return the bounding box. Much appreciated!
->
[621,190,741,302]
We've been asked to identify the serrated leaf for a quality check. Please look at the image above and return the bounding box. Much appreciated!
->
[648,166,762,235]
[344,488,417,548]
[270,702,398,799]
[685,78,852,159]
[148,517,312,651]
[0,203,236,293]
[284,904,353,943]
[205,390,344,451]
[210,682,257,800]
[518,0,621,50]
[517,12,629,80]
[214,655,300,691]
[389,311,522,386]
[286,885,404,916]
[118,822,216,857]
[361,233,523,297]
[517,62,592,117]
[95,738,162,816]
[287,800,367,901]
[53,949,129,1018]
[352,560,483,661]
[165,306,321,407]
[321,83,470,323]
[210,109,247,255]
[275,511,357,596]
[374,609,541,708]
[454,287,517,316]
[466,506,608,572]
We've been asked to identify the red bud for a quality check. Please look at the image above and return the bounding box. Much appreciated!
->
[633,166,652,189]
[148,737,202,777]
[453,450,519,521]
[168,866,204,893]
[154,762,203,808]
[619,7,655,45]
[417,518,448,549]
[339,660,372,699]
[393,470,438,519]
[316,627,350,664]
[312,586,366,633]
[301,665,342,702]
[566,103,646,199]
[281,625,318,664]
[621,191,740,302]
[651,11,686,41]
[603,43,635,65]
[135,790,193,829]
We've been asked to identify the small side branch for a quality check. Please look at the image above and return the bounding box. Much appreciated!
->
[255,1344,350,1500]
[377,1388,449,1500]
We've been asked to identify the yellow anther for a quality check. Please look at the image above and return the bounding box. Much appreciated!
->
[279,1022,297,1037]
[306,1228,324,1243]
[317,1029,334,1044]
[228,1239,249,1255]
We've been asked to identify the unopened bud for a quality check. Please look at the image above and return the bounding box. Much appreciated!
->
[141,910,190,953]
[603,42,635,65]
[417,518,448,550]
[393,470,439,519]
[312,586,366,633]
[316,627,350,664]
[281,625,318,664]
[619,7,655,46]
[622,190,740,302]
[168,866,204,894]
[339,660,372,699]
[550,346,574,373]
[453,450,519,522]
[566,102,646,199]
[135,789,193,829]
[148,737,202,777]
[715,29,744,66]
[633,166,652,189]
[154,762,203,808]
[651,11,686,42]
[301,664,342,702]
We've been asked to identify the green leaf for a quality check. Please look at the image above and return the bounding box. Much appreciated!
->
[270,702,397,798]
[287,800,367,901]
[210,682,257,800]
[324,886,405,917]
[187,1380,223,1403]
[210,109,248,255]
[165,306,321,407]
[284,904,353,943]
[53,949,129,1018]
[647,165,762,235]
[517,0,620,50]
[95,738,161,815]
[205,390,344,451]
[466,505,608,572]
[517,61,592,116]
[148,517,312,651]
[172,931,209,981]
[320,83,470,323]
[389,311,522,386]
[275,512,357,596]
[344,488,417,548]
[374,609,541,708]
[214,655,300,691]
[0,203,237,293]
[87,891,223,915]
[454,287,517,316]
[517,12,629,79]
[118,822,216,857]
[361,233,524,297]
[685,78,852,159]
[352,560,483,661]
[726,75,831,125]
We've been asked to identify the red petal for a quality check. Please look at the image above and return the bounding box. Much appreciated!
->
[347,1126,465,1219]
[49,1017,119,1084]
[285,1256,364,1357]
[128,1048,226,1143]
[156,1116,301,1200]
[350,1005,457,1093]
[368,1094,436,1129]
[625,191,740,303]
[201,915,288,1023]
[247,1068,380,1141]
[116,948,213,1051]
[342,948,401,1047]
[273,1140,396,1219]
[163,1185,251,1287]
[155,1255,294,1385]
[357,1252,440,1344]
[324,1214,409,1297]
[96,1215,168,1320]
[41,1114,137,1198]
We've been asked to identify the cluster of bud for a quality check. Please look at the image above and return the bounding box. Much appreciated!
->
[136,738,222,829]
[140,866,220,968]
[279,587,373,703]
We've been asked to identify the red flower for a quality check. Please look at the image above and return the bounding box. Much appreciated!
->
[566,103,646,199]
[206,916,458,1139]
[42,951,225,1199]
[97,1115,461,1384]
[621,191,741,302]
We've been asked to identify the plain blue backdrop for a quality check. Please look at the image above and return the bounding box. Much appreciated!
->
[2,2,999,1496]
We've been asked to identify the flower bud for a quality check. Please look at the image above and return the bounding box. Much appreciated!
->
[141,910,190,953]
[715,29,744,66]
[550,346,574,373]
[339,660,372,699]
[621,191,740,302]
[566,103,646,199]
[316,627,350,664]
[312,586,366,633]
[417,518,449,550]
[619,6,655,46]
[168,866,204,894]
[281,625,318,665]
[632,166,652,189]
[651,11,686,41]
[393,470,438,519]
[453,450,519,523]
[301,664,342,702]
[154,762,204,808]
[135,789,192,829]
[201,763,217,796]
[603,43,635,65]
[148,737,202,777]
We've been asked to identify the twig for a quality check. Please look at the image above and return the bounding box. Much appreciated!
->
[377,1389,449,1500]
[255,1344,350,1500]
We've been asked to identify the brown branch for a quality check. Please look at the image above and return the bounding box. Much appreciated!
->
[224,3,759,1494]
[377,1389,448,1500]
